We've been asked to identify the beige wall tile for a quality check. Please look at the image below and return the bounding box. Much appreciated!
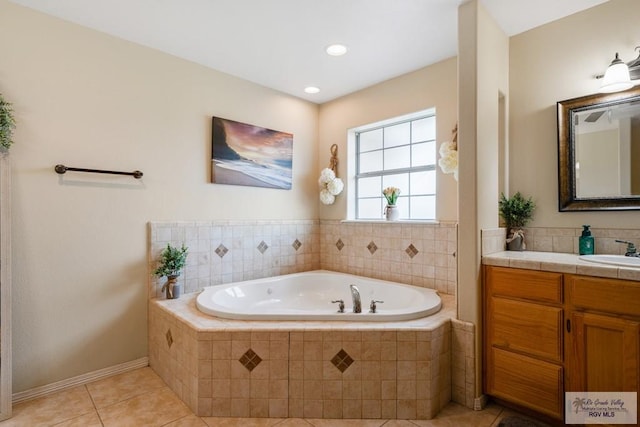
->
[230,398,250,417]
[343,399,362,418]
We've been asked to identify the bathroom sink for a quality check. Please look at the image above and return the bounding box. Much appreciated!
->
[579,254,640,268]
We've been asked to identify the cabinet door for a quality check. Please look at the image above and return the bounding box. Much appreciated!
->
[566,312,640,393]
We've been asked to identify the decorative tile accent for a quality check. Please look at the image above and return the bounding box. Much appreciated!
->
[215,244,228,258]
[165,329,173,348]
[239,349,262,372]
[367,241,378,255]
[405,244,419,259]
[331,349,354,373]
[336,238,344,251]
[257,241,269,254]
[292,239,302,251]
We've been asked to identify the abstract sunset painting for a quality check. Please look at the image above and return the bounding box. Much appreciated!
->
[211,117,293,189]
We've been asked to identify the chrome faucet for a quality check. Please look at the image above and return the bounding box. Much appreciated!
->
[615,239,639,257]
[349,284,361,313]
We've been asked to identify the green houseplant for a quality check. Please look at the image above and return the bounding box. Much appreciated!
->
[154,243,188,299]
[499,192,536,251]
[0,94,16,151]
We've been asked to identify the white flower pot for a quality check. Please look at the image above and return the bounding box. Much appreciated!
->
[385,205,399,221]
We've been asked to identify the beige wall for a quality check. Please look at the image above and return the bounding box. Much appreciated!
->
[0,1,318,392]
[318,57,458,222]
[457,0,509,401]
[510,0,640,228]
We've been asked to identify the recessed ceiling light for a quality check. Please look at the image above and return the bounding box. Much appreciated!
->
[304,86,320,94]
[326,44,348,56]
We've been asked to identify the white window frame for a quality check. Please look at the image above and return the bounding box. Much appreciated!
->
[347,109,437,221]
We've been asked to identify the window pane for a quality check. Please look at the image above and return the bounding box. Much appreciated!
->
[384,122,410,148]
[384,146,410,170]
[359,150,383,173]
[358,198,383,219]
[412,116,435,143]
[396,197,409,219]
[382,173,409,194]
[354,112,437,220]
[410,195,436,219]
[411,170,436,195]
[359,129,383,152]
[358,176,381,198]
[412,141,436,167]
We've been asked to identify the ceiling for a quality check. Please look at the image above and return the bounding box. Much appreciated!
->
[10,0,608,104]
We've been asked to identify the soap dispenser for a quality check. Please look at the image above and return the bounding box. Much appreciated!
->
[579,225,595,255]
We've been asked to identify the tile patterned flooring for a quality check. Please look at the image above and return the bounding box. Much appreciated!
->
[0,367,536,426]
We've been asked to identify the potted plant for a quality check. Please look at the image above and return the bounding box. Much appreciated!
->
[382,186,401,220]
[499,192,536,251]
[154,243,188,299]
[0,93,16,151]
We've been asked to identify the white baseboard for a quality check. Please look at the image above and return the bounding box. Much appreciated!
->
[12,357,149,405]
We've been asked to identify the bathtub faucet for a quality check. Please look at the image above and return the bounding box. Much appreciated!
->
[350,284,361,313]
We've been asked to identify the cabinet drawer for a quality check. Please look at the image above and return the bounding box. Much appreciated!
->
[487,347,563,420]
[489,297,563,362]
[567,275,640,317]
[486,266,562,304]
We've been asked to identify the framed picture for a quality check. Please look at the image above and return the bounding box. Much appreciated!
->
[211,117,293,190]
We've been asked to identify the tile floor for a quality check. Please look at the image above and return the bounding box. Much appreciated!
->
[0,367,540,426]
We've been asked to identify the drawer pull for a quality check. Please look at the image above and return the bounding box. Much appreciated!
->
[566,319,571,333]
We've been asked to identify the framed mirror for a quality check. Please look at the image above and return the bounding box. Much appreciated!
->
[558,86,640,211]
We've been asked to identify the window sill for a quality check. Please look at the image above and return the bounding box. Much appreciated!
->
[340,219,440,225]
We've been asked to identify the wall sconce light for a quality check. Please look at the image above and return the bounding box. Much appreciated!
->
[598,48,640,93]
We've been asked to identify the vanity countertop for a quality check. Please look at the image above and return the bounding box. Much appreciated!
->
[482,251,640,282]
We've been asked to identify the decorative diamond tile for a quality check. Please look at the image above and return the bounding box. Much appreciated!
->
[239,349,262,372]
[257,241,269,254]
[367,241,378,255]
[215,244,228,258]
[331,349,354,373]
[165,329,173,348]
[406,244,419,259]
[292,239,302,251]
[336,238,345,251]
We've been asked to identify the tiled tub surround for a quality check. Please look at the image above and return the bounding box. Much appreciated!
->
[149,220,458,298]
[148,220,321,298]
[320,220,458,296]
[148,293,458,419]
[482,226,640,256]
[148,220,466,418]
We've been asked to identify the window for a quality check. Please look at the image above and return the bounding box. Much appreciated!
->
[354,110,436,220]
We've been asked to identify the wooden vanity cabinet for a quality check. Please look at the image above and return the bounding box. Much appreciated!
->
[483,266,565,420]
[485,267,640,424]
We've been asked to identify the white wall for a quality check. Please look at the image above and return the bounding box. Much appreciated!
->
[318,58,458,222]
[510,0,640,228]
[0,1,319,392]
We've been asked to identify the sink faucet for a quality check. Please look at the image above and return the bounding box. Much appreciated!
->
[615,239,638,257]
[349,284,361,313]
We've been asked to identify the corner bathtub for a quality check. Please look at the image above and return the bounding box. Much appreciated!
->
[196,270,441,321]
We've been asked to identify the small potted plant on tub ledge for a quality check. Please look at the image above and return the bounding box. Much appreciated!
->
[499,192,535,251]
[154,243,188,299]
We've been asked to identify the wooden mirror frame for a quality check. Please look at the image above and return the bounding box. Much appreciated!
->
[557,86,640,211]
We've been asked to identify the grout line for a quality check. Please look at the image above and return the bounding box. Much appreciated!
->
[82,384,106,427]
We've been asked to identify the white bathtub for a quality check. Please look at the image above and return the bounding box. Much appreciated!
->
[196,270,441,321]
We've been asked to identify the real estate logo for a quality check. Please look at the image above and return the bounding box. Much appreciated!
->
[566,392,637,424]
